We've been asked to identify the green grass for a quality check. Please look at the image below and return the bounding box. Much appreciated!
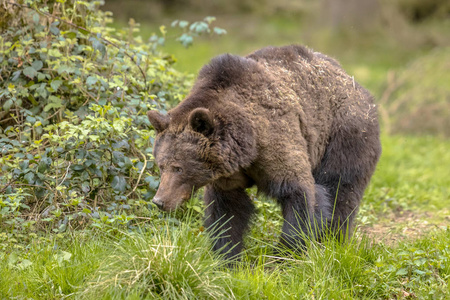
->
[1,135,449,299]
[364,135,450,218]
[1,224,449,299]
[0,232,105,299]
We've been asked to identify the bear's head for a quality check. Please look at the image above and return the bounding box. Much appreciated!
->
[147,108,217,211]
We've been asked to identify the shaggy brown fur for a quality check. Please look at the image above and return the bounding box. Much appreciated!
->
[147,45,381,258]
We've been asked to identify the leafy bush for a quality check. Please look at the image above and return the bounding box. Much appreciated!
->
[0,0,222,233]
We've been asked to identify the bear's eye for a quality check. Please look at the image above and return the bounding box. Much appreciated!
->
[172,166,183,173]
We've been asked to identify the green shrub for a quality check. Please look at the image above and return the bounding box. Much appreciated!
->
[0,0,222,233]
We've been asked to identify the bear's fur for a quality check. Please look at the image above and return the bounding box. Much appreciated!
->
[147,45,381,258]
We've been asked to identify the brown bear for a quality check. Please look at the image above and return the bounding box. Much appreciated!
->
[147,45,381,259]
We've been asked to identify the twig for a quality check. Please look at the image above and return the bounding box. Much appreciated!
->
[0,182,52,190]
[126,148,147,198]
[0,116,15,124]
[45,106,63,121]
[0,177,18,193]
[4,1,148,89]
[57,162,72,187]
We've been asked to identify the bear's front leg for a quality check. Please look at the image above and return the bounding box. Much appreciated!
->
[204,184,255,260]
[274,180,317,253]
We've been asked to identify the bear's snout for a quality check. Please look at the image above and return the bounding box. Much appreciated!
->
[152,196,164,210]
[151,177,192,211]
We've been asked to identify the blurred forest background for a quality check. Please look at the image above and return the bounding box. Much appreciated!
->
[104,0,450,137]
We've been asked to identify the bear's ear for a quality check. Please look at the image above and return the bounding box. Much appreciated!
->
[188,108,215,136]
[147,110,169,133]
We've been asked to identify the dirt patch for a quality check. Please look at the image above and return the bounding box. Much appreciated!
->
[357,209,449,245]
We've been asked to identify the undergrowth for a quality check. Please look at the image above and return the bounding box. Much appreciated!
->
[1,135,449,299]
[1,214,448,299]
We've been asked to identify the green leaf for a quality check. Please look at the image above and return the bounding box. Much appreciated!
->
[3,99,13,112]
[36,83,48,98]
[37,73,46,81]
[24,172,35,184]
[19,160,29,170]
[179,20,189,28]
[82,208,92,214]
[20,203,30,210]
[12,70,21,81]
[50,79,63,91]
[71,164,85,171]
[111,175,127,192]
[38,157,51,173]
[61,251,72,261]
[32,60,43,71]
[192,205,202,213]
[86,76,98,86]
[17,259,33,270]
[27,94,38,106]
[190,21,209,33]
[50,25,60,36]
[89,37,106,57]
[396,268,408,276]
[78,28,90,35]
[32,12,40,25]
[204,16,216,24]
[23,66,38,79]
[7,253,18,266]
[81,182,90,193]
[213,27,227,35]
[64,31,77,39]
[57,65,75,75]
[159,25,166,36]
[144,175,160,190]
[76,149,87,159]
[55,250,72,265]
[48,49,62,57]
[178,34,193,48]
[43,96,62,112]
[413,269,426,275]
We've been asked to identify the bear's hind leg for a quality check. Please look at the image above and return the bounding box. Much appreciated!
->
[313,183,333,242]
[204,185,255,259]
[313,126,381,240]
[316,175,368,240]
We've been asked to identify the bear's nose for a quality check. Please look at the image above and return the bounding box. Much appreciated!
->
[152,197,164,209]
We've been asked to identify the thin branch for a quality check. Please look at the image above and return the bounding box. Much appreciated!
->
[0,116,15,124]
[57,162,72,187]
[0,178,16,193]
[126,148,148,198]
[1,183,53,190]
